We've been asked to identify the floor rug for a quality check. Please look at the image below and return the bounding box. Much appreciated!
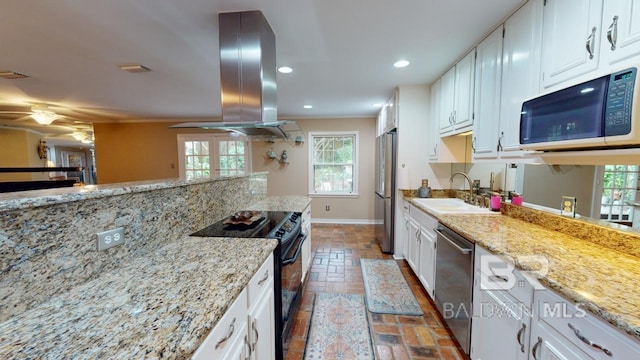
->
[304,293,374,360]
[361,259,423,315]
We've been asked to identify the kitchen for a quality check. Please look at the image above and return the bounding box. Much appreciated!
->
[2,0,640,359]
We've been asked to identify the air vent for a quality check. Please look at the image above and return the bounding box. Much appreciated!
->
[0,71,29,79]
[118,64,151,73]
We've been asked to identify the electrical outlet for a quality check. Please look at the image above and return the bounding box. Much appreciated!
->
[97,227,125,251]
[325,205,330,211]
[560,196,577,217]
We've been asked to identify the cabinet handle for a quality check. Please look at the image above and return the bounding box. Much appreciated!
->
[472,137,477,153]
[243,334,252,360]
[586,26,597,59]
[416,229,421,243]
[257,270,269,285]
[567,323,613,356]
[497,131,504,152]
[251,319,259,351]
[607,15,618,51]
[433,143,438,155]
[405,219,409,230]
[516,323,526,353]
[215,317,236,349]
[452,110,457,124]
[531,336,542,360]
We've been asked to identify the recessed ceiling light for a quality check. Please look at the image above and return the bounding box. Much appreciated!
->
[393,60,410,68]
[372,103,383,107]
[278,66,293,74]
[304,105,313,109]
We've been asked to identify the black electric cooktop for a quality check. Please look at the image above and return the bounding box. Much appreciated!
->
[190,210,299,240]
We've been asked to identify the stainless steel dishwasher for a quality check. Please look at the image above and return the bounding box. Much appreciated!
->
[434,223,474,356]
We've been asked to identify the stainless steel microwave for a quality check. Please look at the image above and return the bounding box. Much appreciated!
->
[520,67,639,151]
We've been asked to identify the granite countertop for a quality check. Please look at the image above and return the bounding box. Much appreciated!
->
[250,195,312,213]
[408,197,640,341]
[0,236,278,359]
[0,172,268,212]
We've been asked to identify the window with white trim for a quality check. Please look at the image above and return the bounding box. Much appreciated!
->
[600,165,638,222]
[177,134,250,179]
[309,132,358,196]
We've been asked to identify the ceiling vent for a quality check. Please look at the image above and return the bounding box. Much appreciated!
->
[0,71,29,79]
[118,64,151,73]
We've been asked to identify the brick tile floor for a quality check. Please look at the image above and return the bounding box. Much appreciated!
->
[285,223,467,360]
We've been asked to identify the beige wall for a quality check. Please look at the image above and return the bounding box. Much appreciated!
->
[252,117,377,223]
[0,128,49,181]
[93,121,221,184]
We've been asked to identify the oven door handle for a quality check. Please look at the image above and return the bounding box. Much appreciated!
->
[282,232,307,265]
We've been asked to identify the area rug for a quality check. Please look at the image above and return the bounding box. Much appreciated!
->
[304,293,374,360]
[360,259,423,315]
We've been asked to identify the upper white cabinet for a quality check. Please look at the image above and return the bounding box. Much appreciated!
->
[429,79,468,162]
[601,0,640,68]
[499,0,544,153]
[376,90,398,136]
[439,50,476,135]
[472,25,504,159]
[541,0,603,89]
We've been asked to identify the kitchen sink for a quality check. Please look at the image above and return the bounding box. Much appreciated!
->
[412,198,499,215]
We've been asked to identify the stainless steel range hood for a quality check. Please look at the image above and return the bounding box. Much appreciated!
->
[171,10,300,140]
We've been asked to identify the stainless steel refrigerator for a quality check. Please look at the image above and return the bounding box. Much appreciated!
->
[374,130,396,253]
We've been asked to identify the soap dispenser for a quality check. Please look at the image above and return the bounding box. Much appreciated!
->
[418,179,432,198]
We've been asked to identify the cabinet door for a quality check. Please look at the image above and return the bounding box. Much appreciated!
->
[472,26,503,160]
[301,206,312,282]
[541,0,603,89]
[601,0,640,68]
[418,226,436,299]
[439,67,456,134]
[407,217,420,273]
[499,0,544,153]
[453,49,476,131]
[429,79,441,160]
[249,281,275,360]
[529,321,595,360]
[471,289,530,360]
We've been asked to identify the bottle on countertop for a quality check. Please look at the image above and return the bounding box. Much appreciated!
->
[418,179,432,198]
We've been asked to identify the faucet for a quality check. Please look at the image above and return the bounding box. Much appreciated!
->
[450,172,474,204]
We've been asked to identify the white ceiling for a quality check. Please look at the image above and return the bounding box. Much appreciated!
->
[0,0,526,128]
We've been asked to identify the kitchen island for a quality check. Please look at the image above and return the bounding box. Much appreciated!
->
[0,173,310,358]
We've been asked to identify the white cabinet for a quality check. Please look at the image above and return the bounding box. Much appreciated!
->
[247,254,275,360]
[541,0,603,89]
[472,25,504,160]
[601,0,640,68]
[531,289,640,360]
[471,246,535,360]
[407,214,420,273]
[429,79,468,162]
[397,198,411,259]
[301,204,312,282]
[407,204,437,299]
[193,254,276,360]
[416,210,437,299]
[499,0,544,153]
[377,90,398,136]
[192,288,250,360]
[439,50,476,136]
[439,67,456,134]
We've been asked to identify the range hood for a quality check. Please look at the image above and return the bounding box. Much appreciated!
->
[171,10,300,141]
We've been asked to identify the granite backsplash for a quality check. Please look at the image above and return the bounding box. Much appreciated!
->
[0,173,267,322]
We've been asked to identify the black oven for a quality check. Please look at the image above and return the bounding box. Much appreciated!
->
[191,210,304,360]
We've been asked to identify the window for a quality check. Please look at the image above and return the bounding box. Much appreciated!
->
[177,134,250,179]
[600,165,638,222]
[309,132,358,196]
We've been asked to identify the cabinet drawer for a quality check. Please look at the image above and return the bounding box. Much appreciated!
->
[248,254,274,304]
[535,290,640,360]
[476,247,535,307]
[192,288,248,360]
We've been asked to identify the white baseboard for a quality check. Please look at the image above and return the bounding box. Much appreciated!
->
[311,218,378,225]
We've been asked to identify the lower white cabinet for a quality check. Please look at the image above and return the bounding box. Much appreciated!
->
[407,204,437,299]
[301,204,312,282]
[531,289,640,360]
[193,253,275,360]
[247,254,275,360]
[471,246,534,360]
